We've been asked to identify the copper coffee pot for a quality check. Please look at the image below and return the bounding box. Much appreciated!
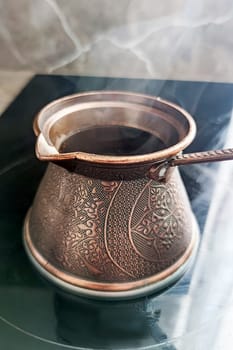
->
[23,91,233,299]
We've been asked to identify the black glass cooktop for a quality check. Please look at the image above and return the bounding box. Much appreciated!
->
[0,75,233,349]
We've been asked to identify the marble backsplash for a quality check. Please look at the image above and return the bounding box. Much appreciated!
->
[0,0,233,81]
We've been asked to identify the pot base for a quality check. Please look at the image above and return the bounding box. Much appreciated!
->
[23,211,199,300]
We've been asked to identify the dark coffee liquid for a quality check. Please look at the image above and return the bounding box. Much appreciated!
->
[60,125,166,156]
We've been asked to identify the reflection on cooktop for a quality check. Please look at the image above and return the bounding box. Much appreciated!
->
[54,293,176,349]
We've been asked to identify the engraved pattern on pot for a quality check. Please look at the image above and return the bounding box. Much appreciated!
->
[57,175,130,281]
[104,175,191,279]
[29,163,192,283]
[130,182,186,263]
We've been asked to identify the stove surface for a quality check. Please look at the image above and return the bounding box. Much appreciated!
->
[0,75,233,349]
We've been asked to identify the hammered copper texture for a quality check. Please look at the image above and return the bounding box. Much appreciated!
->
[29,163,192,283]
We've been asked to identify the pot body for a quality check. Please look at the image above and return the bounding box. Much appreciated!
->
[24,161,198,299]
[23,91,199,299]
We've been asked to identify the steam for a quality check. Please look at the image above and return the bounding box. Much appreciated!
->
[187,110,233,348]
[170,110,233,349]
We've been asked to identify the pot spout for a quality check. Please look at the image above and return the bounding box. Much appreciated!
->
[36,133,60,161]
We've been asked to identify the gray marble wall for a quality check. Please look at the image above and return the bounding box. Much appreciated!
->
[0,0,233,81]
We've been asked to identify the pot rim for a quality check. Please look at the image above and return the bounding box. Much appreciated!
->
[34,91,196,165]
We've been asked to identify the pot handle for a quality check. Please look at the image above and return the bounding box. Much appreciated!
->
[148,148,233,181]
[170,148,233,166]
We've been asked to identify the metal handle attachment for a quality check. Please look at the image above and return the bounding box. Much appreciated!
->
[148,148,233,182]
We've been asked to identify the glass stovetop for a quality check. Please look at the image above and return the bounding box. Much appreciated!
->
[1,75,233,349]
